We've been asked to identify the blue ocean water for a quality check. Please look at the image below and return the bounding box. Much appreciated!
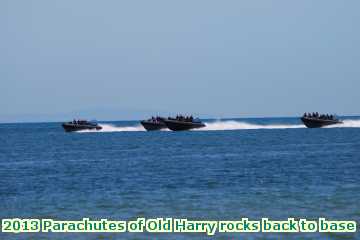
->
[1,117,360,239]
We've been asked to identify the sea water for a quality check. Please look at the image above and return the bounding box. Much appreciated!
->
[1,117,359,239]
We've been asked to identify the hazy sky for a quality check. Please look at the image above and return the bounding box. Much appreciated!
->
[1,0,359,122]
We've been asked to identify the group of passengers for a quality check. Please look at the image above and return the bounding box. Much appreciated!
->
[149,115,195,123]
[72,119,87,125]
[149,116,163,123]
[303,112,335,120]
[175,115,194,122]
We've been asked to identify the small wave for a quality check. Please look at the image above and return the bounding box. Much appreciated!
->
[201,120,304,131]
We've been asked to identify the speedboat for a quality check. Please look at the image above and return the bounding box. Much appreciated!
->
[62,120,102,132]
[301,114,343,128]
[164,116,206,131]
[140,117,168,131]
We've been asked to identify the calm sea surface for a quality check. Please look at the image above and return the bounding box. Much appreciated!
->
[1,117,359,239]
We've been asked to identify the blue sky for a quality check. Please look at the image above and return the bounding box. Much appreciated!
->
[1,0,359,122]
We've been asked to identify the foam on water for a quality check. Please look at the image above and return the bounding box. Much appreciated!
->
[78,119,360,133]
[326,119,360,128]
[80,124,145,132]
[202,119,360,130]
[200,120,304,131]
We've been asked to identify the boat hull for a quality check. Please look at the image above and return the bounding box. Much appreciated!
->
[301,117,343,128]
[140,121,167,131]
[164,119,206,131]
[62,123,102,132]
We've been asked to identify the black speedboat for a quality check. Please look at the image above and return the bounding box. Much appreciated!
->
[301,113,343,128]
[164,116,206,131]
[62,120,102,132]
[140,117,167,131]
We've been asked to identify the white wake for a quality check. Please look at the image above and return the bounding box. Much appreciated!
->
[200,120,304,131]
[79,124,145,133]
[78,119,360,133]
[326,119,360,128]
[203,119,360,131]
